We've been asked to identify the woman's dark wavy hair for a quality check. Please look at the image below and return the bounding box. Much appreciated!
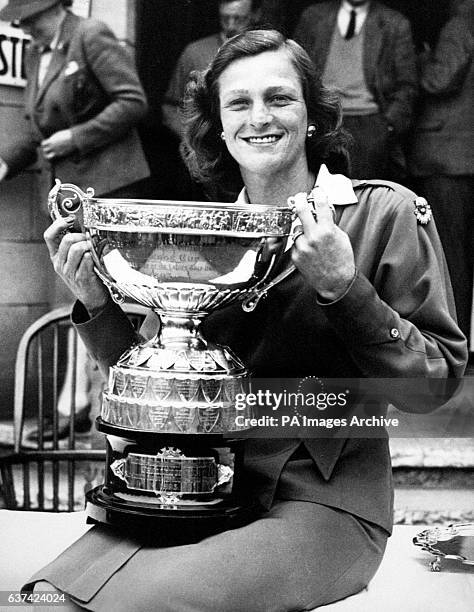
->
[181,29,351,197]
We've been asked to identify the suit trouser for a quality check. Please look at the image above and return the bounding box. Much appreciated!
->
[25,498,387,612]
[415,175,473,346]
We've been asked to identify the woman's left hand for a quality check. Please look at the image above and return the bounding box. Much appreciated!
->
[41,129,75,161]
[290,189,356,302]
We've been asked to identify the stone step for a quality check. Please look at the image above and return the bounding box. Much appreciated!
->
[394,487,474,525]
[390,437,474,468]
[390,437,474,495]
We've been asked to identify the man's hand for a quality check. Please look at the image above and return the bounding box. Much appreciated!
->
[44,217,109,316]
[41,129,76,161]
[289,188,356,302]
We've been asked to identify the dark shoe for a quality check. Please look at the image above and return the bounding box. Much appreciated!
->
[26,408,92,442]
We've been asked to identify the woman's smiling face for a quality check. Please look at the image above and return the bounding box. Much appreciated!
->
[218,48,309,180]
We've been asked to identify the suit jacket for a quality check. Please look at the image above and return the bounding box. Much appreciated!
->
[0,11,150,199]
[162,34,222,136]
[409,0,474,176]
[293,1,418,134]
[73,179,467,535]
[163,34,222,107]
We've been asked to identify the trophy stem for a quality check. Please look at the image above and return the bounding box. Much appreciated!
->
[155,311,207,350]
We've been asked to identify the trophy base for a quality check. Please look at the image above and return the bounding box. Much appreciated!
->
[85,485,259,544]
[96,416,247,442]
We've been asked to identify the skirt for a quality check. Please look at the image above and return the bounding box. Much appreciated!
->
[24,499,387,612]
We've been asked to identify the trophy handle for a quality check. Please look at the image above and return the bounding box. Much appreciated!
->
[241,263,296,312]
[242,189,333,312]
[94,268,126,305]
[48,180,126,305]
[47,179,94,229]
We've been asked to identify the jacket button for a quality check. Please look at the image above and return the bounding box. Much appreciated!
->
[390,328,400,339]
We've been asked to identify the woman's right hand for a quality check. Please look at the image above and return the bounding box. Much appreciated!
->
[44,216,110,317]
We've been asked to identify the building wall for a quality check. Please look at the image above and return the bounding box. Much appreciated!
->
[0,0,136,417]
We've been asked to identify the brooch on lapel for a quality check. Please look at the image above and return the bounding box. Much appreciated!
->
[413,197,432,225]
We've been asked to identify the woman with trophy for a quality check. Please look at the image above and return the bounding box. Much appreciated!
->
[27,30,466,612]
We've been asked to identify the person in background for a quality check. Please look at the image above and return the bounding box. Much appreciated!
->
[161,0,262,138]
[0,0,149,197]
[26,29,466,611]
[409,0,474,348]
[293,0,417,180]
[0,0,150,439]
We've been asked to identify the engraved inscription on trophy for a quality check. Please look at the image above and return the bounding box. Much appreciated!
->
[110,447,234,500]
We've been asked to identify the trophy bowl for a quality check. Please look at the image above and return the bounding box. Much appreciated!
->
[48,181,294,538]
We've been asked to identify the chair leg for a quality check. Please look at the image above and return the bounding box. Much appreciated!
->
[0,463,17,509]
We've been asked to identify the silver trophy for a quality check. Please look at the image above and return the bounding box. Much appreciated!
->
[48,181,293,539]
[413,523,474,571]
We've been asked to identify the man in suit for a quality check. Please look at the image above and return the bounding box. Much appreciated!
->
[294,0,417,179]
[162,0,261,138]
[0,0,151,439]
[409,0,474,347]
[0,0,150,200]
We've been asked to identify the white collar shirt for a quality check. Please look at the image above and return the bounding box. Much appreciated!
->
[37,14,66,88]
[337,1,370,37]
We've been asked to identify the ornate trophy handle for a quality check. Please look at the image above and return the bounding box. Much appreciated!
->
[94,268,126,305]
[241,189,329,312]
[47,180,126,304]
[47,179,94,226]
[242,264,296,312]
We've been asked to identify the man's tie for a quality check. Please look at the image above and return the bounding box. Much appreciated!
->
[345,10,356,40]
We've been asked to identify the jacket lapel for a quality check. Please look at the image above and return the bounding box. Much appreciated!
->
[317,4,339,72]
[35,48,66,104]
[26,45,40,111]
[363,2,384,89]
[22,45,45,143]
[35,12,79,106]
[304,438,347,481]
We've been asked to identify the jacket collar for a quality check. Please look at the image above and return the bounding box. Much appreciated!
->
[304,438,348,481]
[363,1,384,85]
[314,164,358,205]
[341,0,371,18]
